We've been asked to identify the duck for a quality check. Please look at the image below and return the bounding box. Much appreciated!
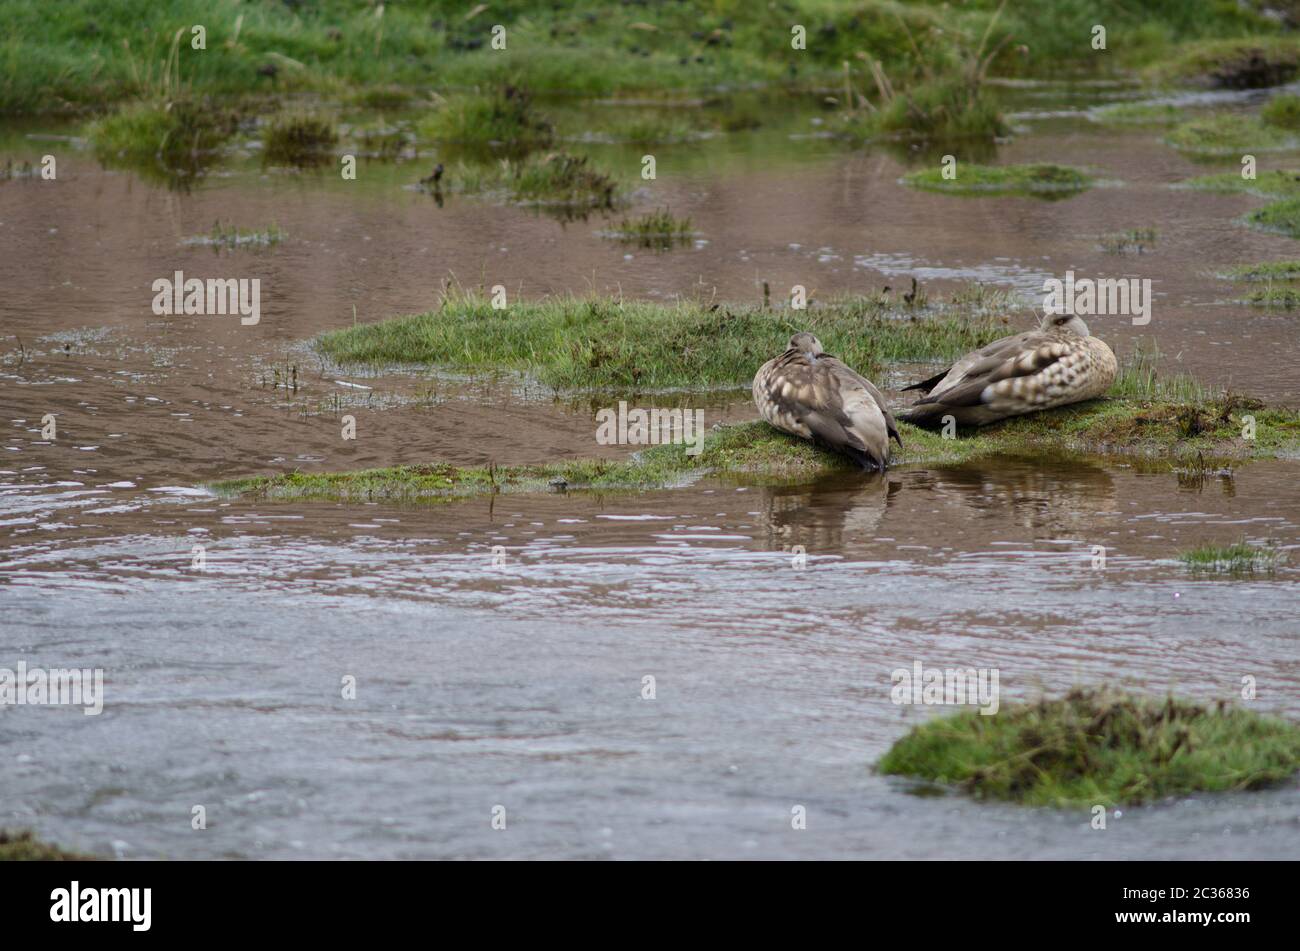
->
[753,332,901,470]
[897,312,1117,428]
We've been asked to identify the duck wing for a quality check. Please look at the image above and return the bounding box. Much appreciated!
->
[754,351,892,468]
[901,329,1045,394]
[836,361,902,447]
[914,331,1071,408]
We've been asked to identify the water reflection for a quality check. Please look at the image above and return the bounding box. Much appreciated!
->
[758,470,901,551]
[914,458,1119,534]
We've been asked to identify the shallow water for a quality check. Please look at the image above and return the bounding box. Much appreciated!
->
[2,82,1299,859]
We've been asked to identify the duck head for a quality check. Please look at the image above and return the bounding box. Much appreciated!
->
[788,332,824,356]
[1039,312,1091,337]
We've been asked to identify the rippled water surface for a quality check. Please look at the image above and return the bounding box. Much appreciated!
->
[2,82,1299,859]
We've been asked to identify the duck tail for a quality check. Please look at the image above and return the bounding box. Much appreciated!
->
[900,368,950,393]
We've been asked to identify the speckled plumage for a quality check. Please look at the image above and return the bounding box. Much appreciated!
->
[898,314,1117,427]
[753,332,900,470]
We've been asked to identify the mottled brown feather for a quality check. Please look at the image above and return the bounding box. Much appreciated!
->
[753,336,898,469]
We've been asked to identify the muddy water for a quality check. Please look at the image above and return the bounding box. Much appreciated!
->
[2,83,1299,859]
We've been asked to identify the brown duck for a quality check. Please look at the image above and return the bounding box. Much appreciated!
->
[898,313,1117,427]
[753,333,901,470]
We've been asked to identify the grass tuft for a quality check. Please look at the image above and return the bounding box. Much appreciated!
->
[449,151,622,212]
[606,209,694,248]
[877,687,1300,808]
[1244,285,1300,308]
[1179,541,1285,574]
[1246,197,1300,238]
[88,97,237,181]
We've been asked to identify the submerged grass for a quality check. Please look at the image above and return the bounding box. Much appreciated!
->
[448,151,622,211]
[902,163,1092,199]
[561,110,706,145]
[877,687,1300,808]
[1088,102,1184,126]
[314,286,1018,391]
[262,112,337,167]
[1247,198,1300,238]
[1165,114,1299,155]
[1099,228,1158,254]
[1182,169,1300,199]
[1179,541,1285,575]
[188,220,285,249]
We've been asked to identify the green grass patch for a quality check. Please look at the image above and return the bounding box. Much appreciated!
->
[213,389,1300,505]
[1221,260,1300,281]
[1244,285,1300,308]
[1164,114,1298,156]
[1099,228,1158,254]
[1181,169,1300,199]
[605,209,694,249]
[1088,101,1184,126]
[1179,541,1286,575]
[1109,340,1211,403]
[416,87,553,154]
[841,76,1009,144]
[902,163,1092,199]
[1263,93,1300,130]
[1,1,1290,117]
[262,111,337,167]
[0,829,93,861]
[314,286,1018,391]
[1147,36,1300,88]
[877,687,1300,808]
[1247,197,1300,238]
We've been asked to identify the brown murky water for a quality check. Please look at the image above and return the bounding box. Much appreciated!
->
[2,82,1298,859]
